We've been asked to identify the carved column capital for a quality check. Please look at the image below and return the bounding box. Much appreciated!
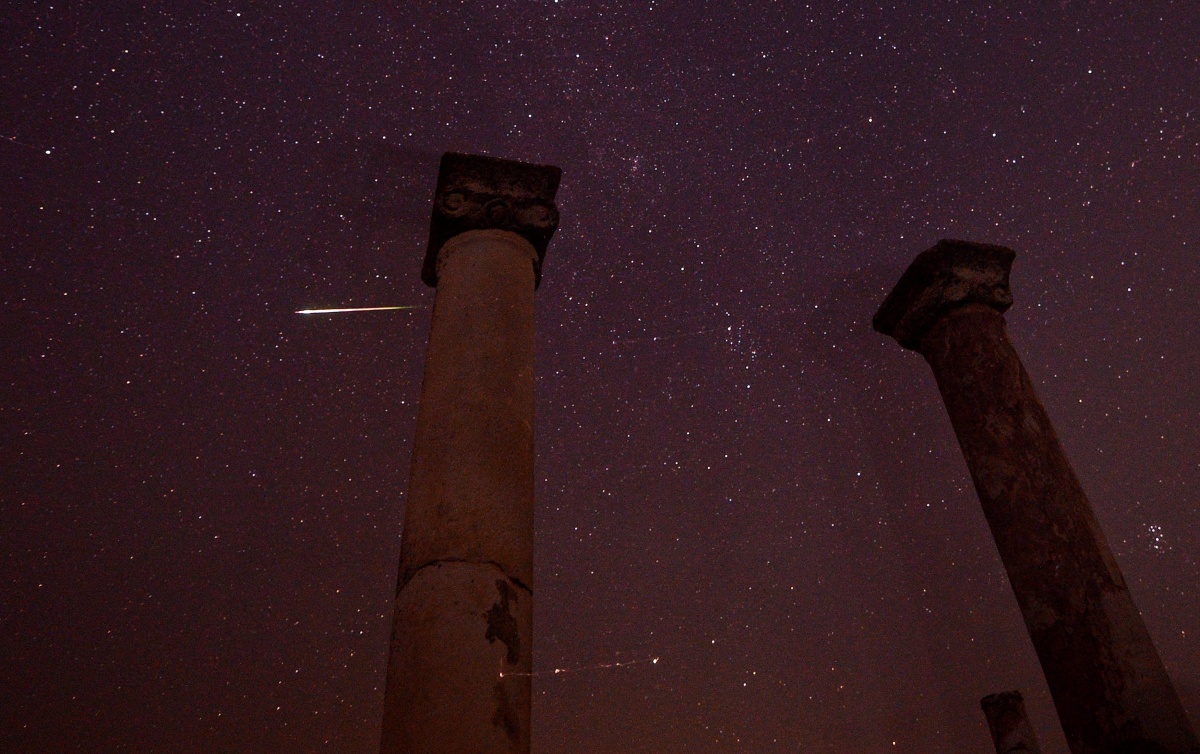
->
[872,239,1016,351]
[423,152,562,289]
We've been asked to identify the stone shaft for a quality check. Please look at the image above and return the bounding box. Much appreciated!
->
[875,240,1199,754]
[981,690,1043,754]
[381,152,559,754]
[381,229,537,754]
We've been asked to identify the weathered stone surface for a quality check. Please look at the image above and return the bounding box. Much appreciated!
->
[380,562,531,754]
[981,690,1043,754]
[876,241,1199,754]
[423,152,561,288]
[872,238,1014,350]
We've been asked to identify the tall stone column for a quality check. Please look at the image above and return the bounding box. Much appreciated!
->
[379,153,561,754]
[873,240,1199,754]
[981,690,1043,754]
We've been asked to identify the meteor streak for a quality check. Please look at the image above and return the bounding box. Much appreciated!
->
[296,306,420,315]
[499,656,659,678]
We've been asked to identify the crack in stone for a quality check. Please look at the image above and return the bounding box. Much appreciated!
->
[398,557,532,596]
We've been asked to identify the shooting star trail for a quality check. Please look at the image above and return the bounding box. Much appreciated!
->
[2,135,51,155]
[500,656,659,678]
[296,306,421,315]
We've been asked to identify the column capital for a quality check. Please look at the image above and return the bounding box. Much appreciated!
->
[423,152,562,289]
[872,239,1016,351]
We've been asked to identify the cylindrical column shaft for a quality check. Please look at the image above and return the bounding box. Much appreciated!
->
[380,153,561,754]
[399,229,538,590]
[381,229,537,754]
[981,690,1043,754]
[874,240,1198,754]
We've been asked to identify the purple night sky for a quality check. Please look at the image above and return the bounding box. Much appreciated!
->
[3,2,1198,752]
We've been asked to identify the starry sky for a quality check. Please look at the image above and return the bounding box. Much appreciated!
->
[3,2,1199,752]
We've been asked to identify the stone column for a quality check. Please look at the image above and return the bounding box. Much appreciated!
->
[873,240,1199,754]
[981,690,1043,754]
[379,153,561,754]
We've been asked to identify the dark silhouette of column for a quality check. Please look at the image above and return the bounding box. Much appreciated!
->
[982,690,1043,754]
[379,153,561,754]
[873,240,1199,754]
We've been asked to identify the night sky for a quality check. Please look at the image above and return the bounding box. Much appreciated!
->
[4,3,1199,752]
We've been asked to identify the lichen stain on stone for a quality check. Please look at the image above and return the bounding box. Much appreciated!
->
[484,578,520,664]
[492,680,521,745]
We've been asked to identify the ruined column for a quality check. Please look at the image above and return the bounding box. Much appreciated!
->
[873,240,1199,754]
[981,690,1043,754]
[379,153,561,754]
